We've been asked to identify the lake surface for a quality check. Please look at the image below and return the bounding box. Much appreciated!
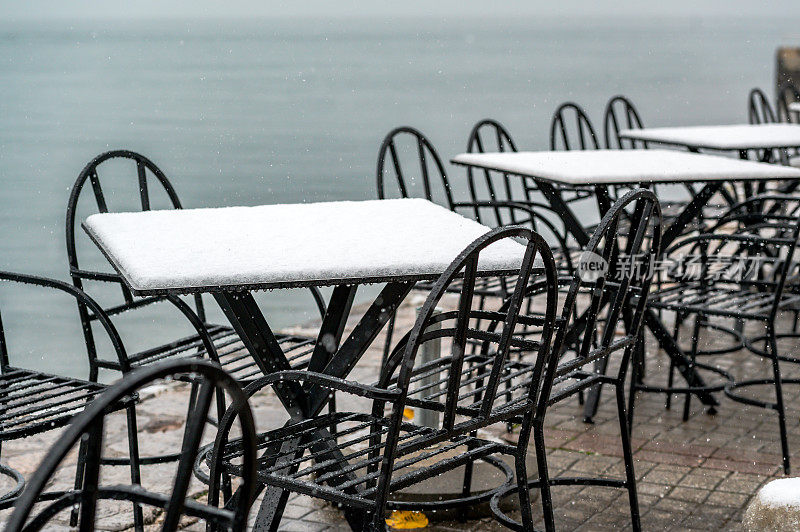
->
[0,15,798,377]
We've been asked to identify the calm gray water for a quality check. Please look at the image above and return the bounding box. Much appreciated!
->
[0,15,798,377]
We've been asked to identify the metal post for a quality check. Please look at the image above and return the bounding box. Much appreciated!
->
[417,307,442,429]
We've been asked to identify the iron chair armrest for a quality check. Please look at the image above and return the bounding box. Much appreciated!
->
[0,270,130,371]
[244,370,402,402]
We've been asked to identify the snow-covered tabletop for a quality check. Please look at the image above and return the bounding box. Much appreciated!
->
[618,124,800,150]
[450,149,800,186]
[83,198,527,295]
[789,102,800,113]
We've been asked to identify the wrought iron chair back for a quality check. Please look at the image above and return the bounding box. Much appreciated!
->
[373,225,558,523]
[748,88,777,124]
[65,150,326,378]
[603,95,647,149]
[464,119,522,223]
[65,151,219,376]
[549,102,600,151]
[5,359,257,532]
[376,126,455,209]
[386,226,556,422]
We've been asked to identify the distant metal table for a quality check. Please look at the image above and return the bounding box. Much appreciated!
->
[619,123,800,160]
[83,197,527,529]
[451,149,800,419]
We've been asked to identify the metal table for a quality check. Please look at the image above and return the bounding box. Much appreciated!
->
[451,149,800,419]
[618,123,800,159]
[82,197,527,529]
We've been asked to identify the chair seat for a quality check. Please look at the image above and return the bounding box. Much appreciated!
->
[0,367,108,440]
[650,282,800,320]
[212,411,510,510]
[118,324,317,382]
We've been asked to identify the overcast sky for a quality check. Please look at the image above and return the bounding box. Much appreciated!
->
[3,0,800,20]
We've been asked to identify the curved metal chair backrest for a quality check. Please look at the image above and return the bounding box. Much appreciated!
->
[376,126,455,210]
[777,82,800,123]
[539,189,662,415]
[550,102,600,151]
[464,119,521,222]
[748,88,777,124]
[371,226,558,509]
[0,270,129,373]
[603,95,646,149]
[65,150,326,375]
[66,150,182,293]
[6,359,257,532]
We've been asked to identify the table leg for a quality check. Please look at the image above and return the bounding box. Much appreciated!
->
[307,285,357,373]
[217,282,413,530]
[536,180,591,246]
[214,291,308,418]
[309,282,414,415]
[661,182,722,248]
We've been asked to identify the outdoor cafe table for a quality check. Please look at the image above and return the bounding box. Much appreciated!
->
[82,197,528,527]
[618,123,800,159]
[451,149,800,419]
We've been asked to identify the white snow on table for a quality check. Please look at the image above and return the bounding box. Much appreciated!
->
[789,102,800,113]
[451,149,800,186]
[756,478,800,508]
[83,198,528,294]
[618,124,800,150]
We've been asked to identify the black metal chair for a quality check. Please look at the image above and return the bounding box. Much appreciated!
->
[376,127,573,361]
[66,150,326,386]
[465,119,521,214]
[746,88,786,165]
[5,359,257,532]
[200,225,559,531]
[491,188,662,532]
[645,194,800,474]
[0,271,135,516]
[603,95,647,150]
[549,102,599,152]
[547,103,599,208]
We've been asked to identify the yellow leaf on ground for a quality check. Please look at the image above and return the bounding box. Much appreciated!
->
[385,510,428,529]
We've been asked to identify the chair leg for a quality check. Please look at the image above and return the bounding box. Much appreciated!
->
[627,344,640,433]
[513,421,536,532]
[125,406,145,531]
[381,313,396,368]
[666,311,683,410]
[533,421,554,532]
[682,314,703,421]
[69,435,89,527]
[767,328,791,475]
[617,381,641,532]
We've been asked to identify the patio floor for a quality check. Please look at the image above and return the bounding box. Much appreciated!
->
[2,293,798,531]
